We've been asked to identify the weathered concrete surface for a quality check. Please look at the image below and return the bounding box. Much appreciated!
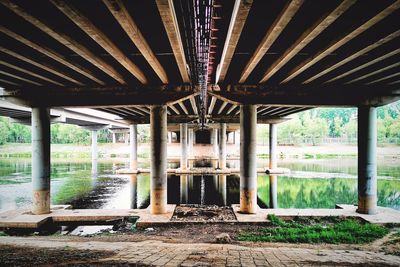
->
[233,204,400,225]
[0,237,399,266]
[0,205,175,229]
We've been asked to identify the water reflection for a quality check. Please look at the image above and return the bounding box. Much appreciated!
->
[0,159,399,212]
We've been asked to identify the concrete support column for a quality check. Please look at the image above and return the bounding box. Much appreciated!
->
[180,123,188,170]
[112,132,116,144]
[269,124,277,169]
[219,123,227,169]
[188,128,194,156]
[240,105,257,214]
[91,130,98,176]
[125,133,129,144]
[32,107,51,215]
[167,131,172,144]
[357,106,377,215]
[150,105,168,214]
[269,175,278,208]
[129,124,138,171]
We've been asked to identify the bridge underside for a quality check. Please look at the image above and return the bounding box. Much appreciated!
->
[0,0,399,216]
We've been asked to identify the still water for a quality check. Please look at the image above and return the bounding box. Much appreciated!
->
[0,157,399,212]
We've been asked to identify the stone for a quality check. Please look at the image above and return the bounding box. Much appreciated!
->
[215,233,232,244]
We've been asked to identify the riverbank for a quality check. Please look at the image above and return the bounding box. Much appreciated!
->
[0,143,399,159]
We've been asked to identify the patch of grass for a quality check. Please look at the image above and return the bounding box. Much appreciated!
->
[237,214,389,244]
[0,231,8,236]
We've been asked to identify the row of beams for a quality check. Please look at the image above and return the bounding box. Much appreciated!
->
[346,62,400,84]
[367,72,400,85]
[0,26,104,85]
[216,0,253,83]
[0,78,19,86]
[0,46,83,85]
[260,0,356,83]
[238,0,303,83]
[50,0,147,84]
[156,0,190,83]
[103,0,167,84]
[282,1,400,83]
[226,104,237,115]
[1,0,125,84]
[0,70,41,85]
[304,30,400,84]
[0,60,63,86]
[326,48,400,83]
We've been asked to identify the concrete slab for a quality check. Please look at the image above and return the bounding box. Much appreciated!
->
[117,167,285,175]
[232,204,400,225]
[136,204,176,227]
[0,205,71,228]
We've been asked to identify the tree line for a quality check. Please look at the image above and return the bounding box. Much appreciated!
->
[0,101,399,146]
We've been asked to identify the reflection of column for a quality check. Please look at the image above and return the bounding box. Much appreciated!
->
[357,106,377,215]
[219,123,226,169]
[211,128,218,168]
[213,175,218,191]
[129,124,138,171]
[180,175,188,204]
[130,174,138,209]
[189,175,194,191]
[180,123,188,170]
[269,124,277,169]
[269,175,278,208]
[200,175,205,205]
[91,130,98,176]
[219,175,227,206]
[32,107,51,215]
[240,104,257,214]
[150,105,167,214]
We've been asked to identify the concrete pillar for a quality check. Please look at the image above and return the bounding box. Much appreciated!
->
[91,129,98,176]
[269,175,278,208]
[219,175,227,206]
[188,128,194,157]
[180,175,188,204]
[167,131,172,144]
[125,133,129,144]
[240,105,257,214]
[112,132,116,143]
[129,124,138,170]
[32,107,51,215]
[269,124,277,169]
[130,174,137,209]
[357,106,377,215]
[219,123,227,169]
[150,105,168,214]
[180,123,188,170]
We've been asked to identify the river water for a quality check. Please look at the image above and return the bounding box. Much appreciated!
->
[0,157,399,212]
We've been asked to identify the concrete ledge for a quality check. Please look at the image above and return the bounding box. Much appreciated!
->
[265,167,291,175]
[136,204,176,228]
[232,204,400,225]
[116,167,287,175]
